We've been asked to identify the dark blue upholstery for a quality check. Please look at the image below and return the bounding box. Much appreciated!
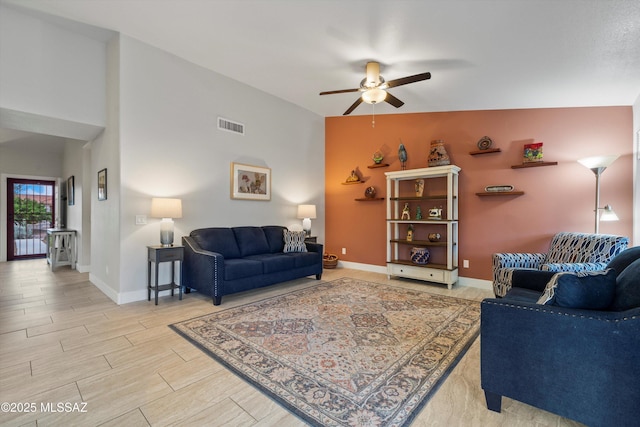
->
[481,246,640,427]
[182,226,323,305]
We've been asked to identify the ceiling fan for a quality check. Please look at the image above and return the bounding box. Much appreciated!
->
[319,61,431,115]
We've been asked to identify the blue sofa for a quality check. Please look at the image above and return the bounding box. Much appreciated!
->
[481,246,640,427]
[182,225,323,305]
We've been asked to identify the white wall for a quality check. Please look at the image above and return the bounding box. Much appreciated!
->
[115,36,325,302]
[0,4,106,127]
[62,140,90,271]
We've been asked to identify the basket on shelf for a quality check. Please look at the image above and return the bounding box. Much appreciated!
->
[323,253,338,269]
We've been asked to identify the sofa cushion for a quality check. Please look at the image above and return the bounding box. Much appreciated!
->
[503,287,543,304]
[607,246,640,275]
[262,226,286,253]
[233,227,270,257]
[224,258,263,281]
[190,228,241,259]
[537,269,616,309]
[246,253,296,274]
[288,251,321,268]
[283,230,307,253]
[609,259,640,311]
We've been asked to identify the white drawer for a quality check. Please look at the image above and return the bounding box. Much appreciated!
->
[387,263,445,282]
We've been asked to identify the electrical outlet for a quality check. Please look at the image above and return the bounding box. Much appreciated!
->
[135,215,147,225]
[341,248,347,255]
[463,260,469,268]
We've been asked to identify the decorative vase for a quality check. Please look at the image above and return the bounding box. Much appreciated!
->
[428,233,441,242]
[428,140,451,167]
[364,186,377,198]
[372,151,384,164]
[410,247,430,265]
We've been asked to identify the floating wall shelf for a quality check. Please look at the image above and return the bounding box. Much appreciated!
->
[355,197,384,201]
[368,163,390,168]
[469,148,502,155]
[476,191,525,197]
[511,161,558,169]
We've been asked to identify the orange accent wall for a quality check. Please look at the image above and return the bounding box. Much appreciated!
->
[325,107,634,281]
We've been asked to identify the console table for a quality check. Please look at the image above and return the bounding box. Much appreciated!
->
[46,228,77,271]
[147,245,183,305]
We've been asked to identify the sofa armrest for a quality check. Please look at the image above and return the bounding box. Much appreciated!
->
[182,236,225,304]
[541,262,608,272]
[509,269,556,293]
[481,298,640,426]
[305,241,323,254]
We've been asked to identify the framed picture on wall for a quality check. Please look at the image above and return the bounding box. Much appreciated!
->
[230,162,271,201]
[98,168,107,201]
[67,176,75,206]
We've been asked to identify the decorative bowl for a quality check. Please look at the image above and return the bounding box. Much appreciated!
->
[428,233,441,242]
[364,186,377,198]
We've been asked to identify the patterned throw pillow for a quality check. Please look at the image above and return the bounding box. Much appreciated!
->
[283,229,308,253]
[536,269,616,309]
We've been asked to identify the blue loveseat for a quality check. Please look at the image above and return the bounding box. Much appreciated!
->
[182,226,323,305]
[481,246,640,427]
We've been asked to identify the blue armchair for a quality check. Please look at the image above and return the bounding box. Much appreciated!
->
[492,232,628,297]
[481,246,640,427]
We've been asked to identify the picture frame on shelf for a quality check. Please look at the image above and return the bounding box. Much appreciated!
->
[230,162,271,201]
[98,168,107,201]
[67,176,75,206]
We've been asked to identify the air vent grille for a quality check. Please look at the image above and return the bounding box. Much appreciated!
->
[218,117,245,135]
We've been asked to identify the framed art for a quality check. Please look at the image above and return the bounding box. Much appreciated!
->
[67,176,75,206]
[230,162,271,200]
[98,168,107,201]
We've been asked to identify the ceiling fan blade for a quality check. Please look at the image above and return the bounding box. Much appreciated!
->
[343,97,363,115]
[319,88,360,95]
[385,92,404,108]
[386,72,431,89]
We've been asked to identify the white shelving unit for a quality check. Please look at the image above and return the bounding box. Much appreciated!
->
[385,165,460,289]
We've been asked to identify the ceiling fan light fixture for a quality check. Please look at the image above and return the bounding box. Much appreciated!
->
[365,61,381,87]
[362,88,387,104]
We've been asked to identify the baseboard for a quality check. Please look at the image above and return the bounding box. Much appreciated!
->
[89,273,119,303]
[336,261,493,291]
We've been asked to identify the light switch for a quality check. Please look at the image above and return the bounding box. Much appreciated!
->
[135,215,147,225]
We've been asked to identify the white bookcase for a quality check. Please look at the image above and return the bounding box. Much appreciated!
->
[385,165,460,289]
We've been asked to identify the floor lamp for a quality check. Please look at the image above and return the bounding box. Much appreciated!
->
[577,155,619,233]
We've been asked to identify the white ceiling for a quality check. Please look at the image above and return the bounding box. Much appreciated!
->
[2,0,640,124]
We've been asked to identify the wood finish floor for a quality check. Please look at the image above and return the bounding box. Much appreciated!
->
[0,259,583,426]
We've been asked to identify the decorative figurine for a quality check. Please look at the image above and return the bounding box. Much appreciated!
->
[428,207,443,219]
[346,169,360,183]
[428,233,441,242]
[416,206,422,220]
[398,143,407,170]
[415,179,424,197]
[407,224,414,241]
[364,186,376,198]
[372,151,384,164]
[401,203,411,220]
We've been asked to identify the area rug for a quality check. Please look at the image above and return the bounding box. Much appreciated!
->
[170,278,480,426]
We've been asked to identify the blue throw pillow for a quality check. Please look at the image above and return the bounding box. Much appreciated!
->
[537,269,616,309]
[609,258,640,311]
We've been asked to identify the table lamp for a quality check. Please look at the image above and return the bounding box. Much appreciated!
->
[297,204,316,237]
[151,198,182,246]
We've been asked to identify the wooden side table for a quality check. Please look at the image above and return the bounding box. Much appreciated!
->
[46,228,77,271]
[147,245,183,305]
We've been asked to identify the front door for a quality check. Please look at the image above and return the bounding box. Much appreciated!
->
[7,178,55,260]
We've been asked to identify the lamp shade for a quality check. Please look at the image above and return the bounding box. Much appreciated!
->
[578,155,619,170]
[151,198,182,219]
[600,205,619,222]
[297,204,316,219]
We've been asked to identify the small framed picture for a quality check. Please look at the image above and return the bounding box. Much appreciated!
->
[230,162,271,201]
[67,176,75,206]
[98,168,107,201]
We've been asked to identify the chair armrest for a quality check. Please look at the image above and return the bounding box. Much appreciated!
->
[481,299,640,425]
[182,236,224,300]
[541,262,608,272]
[492,252,547,270]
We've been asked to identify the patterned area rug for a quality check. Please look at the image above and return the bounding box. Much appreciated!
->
[170,278,480,426]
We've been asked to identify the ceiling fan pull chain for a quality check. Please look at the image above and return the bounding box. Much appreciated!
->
[371,103,376,127]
